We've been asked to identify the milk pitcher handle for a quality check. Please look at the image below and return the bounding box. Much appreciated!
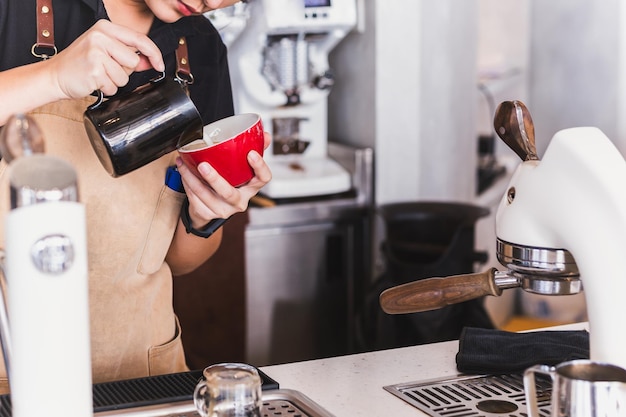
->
[193,380,209,417]
[524,364,554,417]
[0,251,12,381]
[87,71,167,111]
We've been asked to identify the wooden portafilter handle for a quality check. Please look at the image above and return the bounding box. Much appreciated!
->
[379,268,502,314]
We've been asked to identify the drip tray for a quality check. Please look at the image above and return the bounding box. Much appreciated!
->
[96,389,334,417]
[384,373,552,417]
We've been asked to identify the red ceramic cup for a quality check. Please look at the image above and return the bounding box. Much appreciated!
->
[178,113,264,187]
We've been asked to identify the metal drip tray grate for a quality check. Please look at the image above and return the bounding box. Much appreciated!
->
[384,373,552,417]
[95,389,333,417]
[0,370,331,417]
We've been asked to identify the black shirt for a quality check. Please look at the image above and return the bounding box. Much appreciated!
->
[0,0,234,124]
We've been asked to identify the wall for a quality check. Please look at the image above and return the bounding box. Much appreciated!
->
[327,0,376,151]
[529,0,626,155]
[329,0,478,206]
[329,0,537,204]
[475,0,530,153]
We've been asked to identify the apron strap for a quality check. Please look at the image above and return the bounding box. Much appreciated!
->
[32,0,57,59]
[30,1,192,82]
[175,37,194,85]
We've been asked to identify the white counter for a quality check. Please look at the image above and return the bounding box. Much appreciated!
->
[260,322,588,417]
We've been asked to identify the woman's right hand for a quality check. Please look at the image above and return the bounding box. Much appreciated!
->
[48,19,164,99]
[0,20,164,126]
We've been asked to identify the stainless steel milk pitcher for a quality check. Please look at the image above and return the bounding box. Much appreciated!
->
[83,74,202,177]
[525,359,626,417]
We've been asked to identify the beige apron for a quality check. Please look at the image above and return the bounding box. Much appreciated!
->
[0,97,188,393]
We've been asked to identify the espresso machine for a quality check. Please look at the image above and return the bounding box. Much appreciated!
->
[223,0,358,198]
[380,101,626,370]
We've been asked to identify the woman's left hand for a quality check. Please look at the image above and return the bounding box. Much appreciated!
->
[175,131,272,228]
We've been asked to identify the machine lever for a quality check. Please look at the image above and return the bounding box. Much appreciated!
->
[493,100,539,161]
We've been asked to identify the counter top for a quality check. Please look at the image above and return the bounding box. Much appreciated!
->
[261,322,588,417]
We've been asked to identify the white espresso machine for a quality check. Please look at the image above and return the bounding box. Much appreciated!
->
[219,0,358,198]
[379,101,626,370]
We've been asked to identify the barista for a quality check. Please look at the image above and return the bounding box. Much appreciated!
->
[0,0,272,393]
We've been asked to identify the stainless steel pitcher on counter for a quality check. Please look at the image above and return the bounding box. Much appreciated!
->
[524,360,626,417]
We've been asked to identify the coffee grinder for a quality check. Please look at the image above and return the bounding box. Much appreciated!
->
[223,0,358,198]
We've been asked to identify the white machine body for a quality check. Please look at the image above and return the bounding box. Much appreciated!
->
[5,201,93,417]
[496,127,626,369]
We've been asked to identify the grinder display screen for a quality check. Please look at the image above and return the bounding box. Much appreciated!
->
[305,0,331,7]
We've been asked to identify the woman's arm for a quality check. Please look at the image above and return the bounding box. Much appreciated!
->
[0,20,163,125]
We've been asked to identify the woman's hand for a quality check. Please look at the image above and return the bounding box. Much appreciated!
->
[49,19,164,99]
[166,132,272,275]
[176,132,273,228]
[0,20,163,125]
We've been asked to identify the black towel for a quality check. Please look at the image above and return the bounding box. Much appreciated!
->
[456,326,590,374]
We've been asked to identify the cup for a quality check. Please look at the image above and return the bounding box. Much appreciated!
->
[193,363,262,417]
[524,359,626,417]
[178,113,264,187]
[83,75,202,177]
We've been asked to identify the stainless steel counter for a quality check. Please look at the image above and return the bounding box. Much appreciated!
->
[244,143,375,366]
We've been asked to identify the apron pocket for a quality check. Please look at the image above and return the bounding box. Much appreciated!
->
[137,185,185,275]
[148,316,188,376]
